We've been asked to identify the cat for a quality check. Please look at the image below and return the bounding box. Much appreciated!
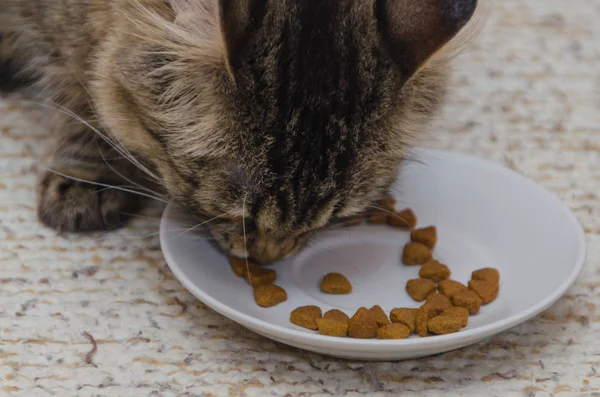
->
[0,0,478,264]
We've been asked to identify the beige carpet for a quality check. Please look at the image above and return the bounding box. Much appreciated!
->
[1,0,599,395]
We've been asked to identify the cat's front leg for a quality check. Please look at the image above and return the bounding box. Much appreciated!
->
[37,126,149,232]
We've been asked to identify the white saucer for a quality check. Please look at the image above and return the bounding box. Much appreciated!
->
[160,148,585,360]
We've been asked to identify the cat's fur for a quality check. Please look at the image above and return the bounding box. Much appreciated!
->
[0,0,477,263]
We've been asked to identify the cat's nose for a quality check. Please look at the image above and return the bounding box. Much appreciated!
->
[248,236,299,265]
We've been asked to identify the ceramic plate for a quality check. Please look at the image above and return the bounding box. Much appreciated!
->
[160,148,585,360]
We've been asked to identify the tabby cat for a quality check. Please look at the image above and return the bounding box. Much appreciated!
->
[0,0,478,263]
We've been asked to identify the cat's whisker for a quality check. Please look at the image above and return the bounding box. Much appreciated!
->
[242,192,252,284]
[98,146,170,201]
[366,205,410,227]
[45,168,170,204]
[174,214,228,238]
[29,98,162,185]
[85,228,216,243]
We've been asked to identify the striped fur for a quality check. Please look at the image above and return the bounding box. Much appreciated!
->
[1,0,478,263]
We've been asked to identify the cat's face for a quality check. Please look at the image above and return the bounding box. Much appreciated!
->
[94,0,477,263]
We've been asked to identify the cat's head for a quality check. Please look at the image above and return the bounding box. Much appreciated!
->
[93,0,477,263]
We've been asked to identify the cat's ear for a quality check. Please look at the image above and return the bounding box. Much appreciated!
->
[375,0,478,80]
[217,0,267,74]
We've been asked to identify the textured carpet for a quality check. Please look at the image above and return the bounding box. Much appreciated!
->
[1,0,599,396]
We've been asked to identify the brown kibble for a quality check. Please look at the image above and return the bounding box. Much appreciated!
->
[348,307,378,339]
[415,305,430,337]
[406,278,437,302]
[439,307,469,327]
[323,309,350,323]
[368,305,391,327]
[389,308,418,332]
[471,268,500,284]
[410,226,437,249]
[290,306,323,330]
[229,256,255,277]
[253,284,287,307]
[379,196,397,212]
[368,213,389,225]
[468,279,499,304]
[244,266,277,287]
[377,323,410,339]
[419,260,451,282]
[452,290,483,314]
[389,208,417,229]
[427,315,464,335]
[438,280,469,299]
[423,293,452,317]
[320,273,352,294]
[316,318,348,337]
[402,242,432,265]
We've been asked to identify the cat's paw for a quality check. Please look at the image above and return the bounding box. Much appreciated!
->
[37,168,143,232]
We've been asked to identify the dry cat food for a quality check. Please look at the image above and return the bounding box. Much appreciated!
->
[468,279,499,304]
[229,256,250,277]
[320,272,352,294]
[439,306,469,327]
[377,323,411,339]
[438,279,469,298]
[253,284,287,307]
[389,308,417,332]
[472,268,500,284]
[419,260,451,282]
[230,200,500,340]
[316,317,348,337]
[410,226,437,249]
[389,208,418,229]
[347,307,379,339]
[451,290,483,314]
[369,305,391,327]
[415,305,430,337]
[290,306,323,330]
[324,309,350,323]
[406,278,437,301]
[245,266,277,287]
[402,242,433,265]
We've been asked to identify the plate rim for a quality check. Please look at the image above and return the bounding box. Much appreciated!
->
[159,148,586,351]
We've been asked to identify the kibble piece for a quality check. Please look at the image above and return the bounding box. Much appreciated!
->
[410,226,437,249]
[389,308,418,332]
[406,278,437,302]
[423,293,452,317]
[419,260,451,282]
[229,256,255,277]
[253,284,287,307]
[368,305,391,327]
[389,208,417,229]
[290,306,323,330]
[244,266,277,287]
[451,290,483,314]
[323,309,350,323]
[348,307,378,339]
[438,280,469,299]
[320,273,353,294]
[377,323,410,340]
[402,242,432,265]
[368,213,389,225]
[439,307,469,327]
[468,279,499,304]
[316,318,348,337]
[415,305,430,337]
[471,268,500,284]
[427,315,464,335]
[379,196,397,212]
